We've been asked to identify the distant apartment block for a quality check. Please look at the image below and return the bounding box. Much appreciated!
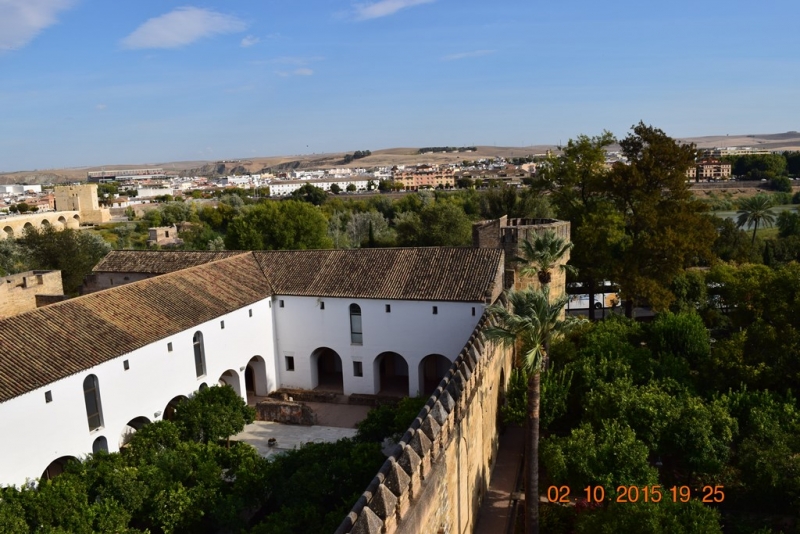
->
[269,177,372,197]
[687,158,732,180]
[393,165,455,189]
[87,168,168,183]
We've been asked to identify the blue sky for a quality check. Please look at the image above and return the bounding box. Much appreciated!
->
[1,0,798,171]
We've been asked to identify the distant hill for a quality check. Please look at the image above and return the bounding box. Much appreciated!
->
[3,132,800,185]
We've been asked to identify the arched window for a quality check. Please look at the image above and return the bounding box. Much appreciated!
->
[83,374,104,431]
[193,331,206,377]
[349,304,362,344]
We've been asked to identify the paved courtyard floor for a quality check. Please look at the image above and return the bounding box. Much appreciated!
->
[234,421,358,458]
[234,401,371,458]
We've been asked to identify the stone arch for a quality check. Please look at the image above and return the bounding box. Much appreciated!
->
[374,351,409,396]
[41,456,78,481]
[163,395,188,421]
[311,347,343,393]
[57,215,67,228]
[23,222,34,233]
[92,436,109,454]
[245,355,269,398]
[3,226,12,239]
[418,354,451,397]
[40,219,50,228]
[198,382,209,391]
[119,416,151,448]
[218,369,242,397]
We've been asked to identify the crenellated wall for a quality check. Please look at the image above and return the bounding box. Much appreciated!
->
[335,309,513,534]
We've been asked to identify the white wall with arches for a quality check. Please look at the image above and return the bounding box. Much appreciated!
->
[272,296,485,396]
[0,297,276,487]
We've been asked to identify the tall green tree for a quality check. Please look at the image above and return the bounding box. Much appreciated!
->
[225,200,332,250]
[606,123,716,316]
[534,132,621,318]
[736,194,777,244]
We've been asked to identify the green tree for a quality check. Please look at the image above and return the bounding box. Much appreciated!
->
[419,201,472,246]
[736,194,777,244]
[534,132,622,318]
[607,123,716,316]
[15,202,30,214]
[777,209,800,237]
[486,287,577,534]
[172,385,255,445]
[225,201,332,250]
[20,227,111,295]
[346,183,356,192]
[329,183,341,194]
[290,184,327,206]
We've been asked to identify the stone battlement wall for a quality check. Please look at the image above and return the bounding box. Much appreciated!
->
[0,270,64,319]
[335,307,512,534]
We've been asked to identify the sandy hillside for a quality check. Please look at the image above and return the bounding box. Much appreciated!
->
[3,133,799,185]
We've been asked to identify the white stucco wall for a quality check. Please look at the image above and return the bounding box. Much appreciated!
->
[272,296,484,396]
[0,298,276,487]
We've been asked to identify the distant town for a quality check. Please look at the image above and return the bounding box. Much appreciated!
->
[0,145,785,216]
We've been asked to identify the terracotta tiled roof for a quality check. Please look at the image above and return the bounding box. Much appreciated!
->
[252,248,504,302]
[0,253,272,404]
[92,250,247,274]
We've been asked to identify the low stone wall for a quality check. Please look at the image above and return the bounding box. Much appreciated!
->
[255,398,317,426]
[334,309,512,534]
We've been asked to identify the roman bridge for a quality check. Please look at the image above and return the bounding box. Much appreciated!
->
[1,212,82,240]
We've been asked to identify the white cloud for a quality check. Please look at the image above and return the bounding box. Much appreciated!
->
[0,0,73,51]
[354,0,435,20]
[121,7,246,50]
[441,49,496,61]
[240,35,259,48]
[95,103,107,110]
[276,68,314,77]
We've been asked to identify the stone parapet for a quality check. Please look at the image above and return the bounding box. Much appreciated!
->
[334,306,512,534]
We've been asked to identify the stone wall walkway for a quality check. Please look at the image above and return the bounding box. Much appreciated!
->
[473,425,524,534]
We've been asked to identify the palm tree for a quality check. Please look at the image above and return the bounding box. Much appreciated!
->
[486,287,577,534]
[513,230,576,286]
[736,194,777,244]
[487,230,578,534]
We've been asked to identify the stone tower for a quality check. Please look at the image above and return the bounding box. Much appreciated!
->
[473,216,571,298]
[54,184,110,224]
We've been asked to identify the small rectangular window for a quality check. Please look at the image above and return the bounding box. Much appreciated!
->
[353,361,363,377]
[385,304,391,313]
[220,320,225,329]
[320,301,325,310]
[249,309,253,317]
[123,360,130,371]
[280,300,285,308]
[285,356,295,371]
[433,306,438,315]
[167,342,173,352]
[472,306,476,316]
[45,390,52,403]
